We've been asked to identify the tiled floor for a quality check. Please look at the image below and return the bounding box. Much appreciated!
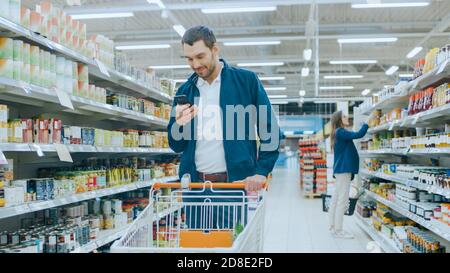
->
[263,156,372,253]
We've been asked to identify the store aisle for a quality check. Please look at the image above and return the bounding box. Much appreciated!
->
[263,156,372,253]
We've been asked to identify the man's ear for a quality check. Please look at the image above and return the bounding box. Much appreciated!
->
[212,43,220,57]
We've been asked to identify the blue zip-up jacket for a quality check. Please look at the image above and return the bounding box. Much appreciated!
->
[167,59,280,182]
[333,124,369,179]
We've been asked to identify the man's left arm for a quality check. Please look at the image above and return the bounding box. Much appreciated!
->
[244,73,281,191]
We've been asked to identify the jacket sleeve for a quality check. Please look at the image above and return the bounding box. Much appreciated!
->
[253,73,281,177]
[336,123,369,141]
[167,91,188,153]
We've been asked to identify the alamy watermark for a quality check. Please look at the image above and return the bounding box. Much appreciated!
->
[170,98,280,151]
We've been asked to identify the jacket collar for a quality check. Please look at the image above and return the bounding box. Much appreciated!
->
[187,58,229,85]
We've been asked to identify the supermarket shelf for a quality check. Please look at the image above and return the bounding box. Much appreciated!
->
[0,176,179,220]
[0,16,172,104]
[360,148,450,157]
[360,169,450,198]
[71,223,131,253]
[359,84,411,116]
[0,143,174,155]
[367,103,450,134]
[364,190,450,241]
[0,77,169,128]
[409,60,450,94]
[355,213,402,253]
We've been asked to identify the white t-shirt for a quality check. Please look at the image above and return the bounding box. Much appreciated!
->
[194,63,227,173]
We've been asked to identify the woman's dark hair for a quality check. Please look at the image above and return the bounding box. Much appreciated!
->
[330,110,344,150]
[182,25,216,49]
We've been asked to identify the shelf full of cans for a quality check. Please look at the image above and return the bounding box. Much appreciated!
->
[0,106,171,153]
[0,156,179,216]
[299,140,327,195]
[0,189,156,253]
[360,126,450,156]
[361,177,450,244]
[357,43,450,116]
[355,197,447,253]
[0,1,173,103]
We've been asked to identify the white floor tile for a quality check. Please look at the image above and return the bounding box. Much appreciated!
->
[263,156,371,253]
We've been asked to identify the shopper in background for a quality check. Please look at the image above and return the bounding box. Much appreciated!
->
[167,25,280,189]
[328,110,368,239]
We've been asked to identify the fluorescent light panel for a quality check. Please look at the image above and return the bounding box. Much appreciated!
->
[323,75,363,79]
[271,101,288,105]
[237,62,284,67]
[330,60,377,64]
[173,25,186,37]
[399,73,414,78]
[224,41,280,46]
[407,46,423,58]
[386,66,399,75]
[201,6,277,14]
[265,87,287,91]
[338,37,398,44]
[352,2,430,8]
[149,65,190,69]
[361,89,371,96]
[320,86,354,90]
[172,79,187,83]
[116,44,170,50]
[259,76,286,81]
[70,12,134,19]
[268,95,287,99]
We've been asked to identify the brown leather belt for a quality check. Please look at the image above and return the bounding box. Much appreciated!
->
[197,171,228,182]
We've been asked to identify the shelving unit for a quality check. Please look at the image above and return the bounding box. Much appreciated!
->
[354,213,402,253]
[0,12,178,254]
[0,176,178,220]
[0,16,172,104]
[354,52,450,254]
[364,190,450,242]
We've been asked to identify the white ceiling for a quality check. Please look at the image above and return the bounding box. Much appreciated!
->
[23,0,450,100]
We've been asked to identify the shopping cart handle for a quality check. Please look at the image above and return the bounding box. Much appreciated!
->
[152,181,268,190]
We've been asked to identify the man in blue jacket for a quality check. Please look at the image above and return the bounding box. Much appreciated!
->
[167,25,280,192]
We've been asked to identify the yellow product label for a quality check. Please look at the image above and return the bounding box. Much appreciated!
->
[0,199,5,207]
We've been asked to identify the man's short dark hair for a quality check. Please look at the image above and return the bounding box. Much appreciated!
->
[182,25,216,49]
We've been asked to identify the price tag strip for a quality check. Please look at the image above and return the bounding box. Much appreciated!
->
[94,59,111,77]
[53,87,74,110]
[0,150,8,165]
[54,144,73,163]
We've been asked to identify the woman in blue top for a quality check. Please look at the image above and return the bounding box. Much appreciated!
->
[329,110,368,239]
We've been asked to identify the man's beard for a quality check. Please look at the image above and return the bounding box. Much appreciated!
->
[198,60,216,80]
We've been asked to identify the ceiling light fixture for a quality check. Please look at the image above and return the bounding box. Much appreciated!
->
[301,67,310,77]
[265,87,287,91]
[259,76,286,81]
[70,12,134,20]
[149,65,190,69]
[330,60,378,64]
[303,49,312,61]
[201,6,277,14]
[224,41,281,46]
[352,2,430,8]
[237,62,284,67]
[386,66,399,75]
[323,75,364,79]
[147,0,166,9]
[361,89,371,96]
[116,44,171,50]
[173,25,186,37]
[320,86,354,90]
[270,100,289,105]
[268,95,288,99]
[337,37,398,44]
[399,73,414,78]
[406,46,423,58]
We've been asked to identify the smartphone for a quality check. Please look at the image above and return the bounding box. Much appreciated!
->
[174,95,192,106]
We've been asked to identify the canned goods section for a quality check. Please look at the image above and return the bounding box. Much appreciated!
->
[354,40,450,253]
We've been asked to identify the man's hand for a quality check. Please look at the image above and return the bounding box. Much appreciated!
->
[175,104,198,126]
[243,174,266,192]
